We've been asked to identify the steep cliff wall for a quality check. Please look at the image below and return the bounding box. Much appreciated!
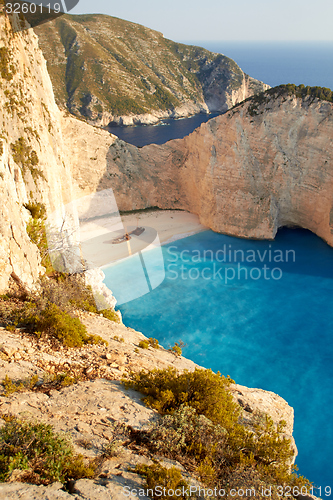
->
[0,12,79,292]
[71,88,332,246]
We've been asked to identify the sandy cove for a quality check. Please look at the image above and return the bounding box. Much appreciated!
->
[79,210,207,268]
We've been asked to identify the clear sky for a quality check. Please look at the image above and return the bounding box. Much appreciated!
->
[70,0,333,42]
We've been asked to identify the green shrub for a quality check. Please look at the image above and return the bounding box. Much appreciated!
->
[1,276,107,349]
[0,47,16,81]
[148,404,226,462]
[23,202,46,220]
[124,367,238,427]
[12,302,106,348]
[26,218,53,273]
[5,324,16,332]
[135,463,191,500]
[1,374,38,396]
[0,417,96,484]
[148,337,159,349]
[196,458,216,487]
[99,308,121,323]
[33,303,105,347]
[168,341,185,356]
[11,137,44,181]
[1,372,82,397]
[48,372,79,388]
[139,340,149,349]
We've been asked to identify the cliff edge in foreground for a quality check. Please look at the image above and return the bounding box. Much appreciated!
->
[0,312,299,499]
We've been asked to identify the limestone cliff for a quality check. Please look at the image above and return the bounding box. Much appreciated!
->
[34,14,269,126]
[70,87,333,247]
[0,11,91,292]
[0,15,62,290]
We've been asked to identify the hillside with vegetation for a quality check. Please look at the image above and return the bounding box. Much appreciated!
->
[35,14,268,125]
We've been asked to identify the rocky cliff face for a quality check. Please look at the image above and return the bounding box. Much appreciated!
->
[1,10,332,285]
[71,88,332,247]
[0,12,70,291]
[35,14,269,126]
[0,11,106,292]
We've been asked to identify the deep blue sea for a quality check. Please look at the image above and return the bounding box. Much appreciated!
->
[104,228,333,488]
[185,41,333,90]
[107,113,220,147]
[102,42,333,488]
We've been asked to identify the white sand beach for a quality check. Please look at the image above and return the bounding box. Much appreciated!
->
[121,210,207,245]
[79,210,207,268]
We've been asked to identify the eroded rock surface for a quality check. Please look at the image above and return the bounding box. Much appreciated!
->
[0,313,297,499]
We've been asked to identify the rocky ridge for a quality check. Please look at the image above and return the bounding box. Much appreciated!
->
[35,14,269,126]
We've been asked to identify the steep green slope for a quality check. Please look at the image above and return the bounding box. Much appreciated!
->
[35,14,268,125]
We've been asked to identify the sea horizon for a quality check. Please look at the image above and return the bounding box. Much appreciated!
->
[179,40,333,90]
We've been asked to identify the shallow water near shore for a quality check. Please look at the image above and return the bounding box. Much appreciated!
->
[103,227,333,488]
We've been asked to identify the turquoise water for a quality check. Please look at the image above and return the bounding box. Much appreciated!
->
[103,228,333,489]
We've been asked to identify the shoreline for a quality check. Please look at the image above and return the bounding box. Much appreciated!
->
[80,210,207,269]
[121,209,207,247]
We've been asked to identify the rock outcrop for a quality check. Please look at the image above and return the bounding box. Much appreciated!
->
[70,89,333,247]
[0,312,297,499]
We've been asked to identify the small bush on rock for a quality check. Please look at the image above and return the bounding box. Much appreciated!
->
[148,404,226,462]
[1,374,38,396]
[139,340,149,349]
[149,337,159,349]
[124,367,238,427]
[12,302,106,348]
[135,463,191,500]
[168,341,185,356]
[23,202,46,220]
[0,417,96,484]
